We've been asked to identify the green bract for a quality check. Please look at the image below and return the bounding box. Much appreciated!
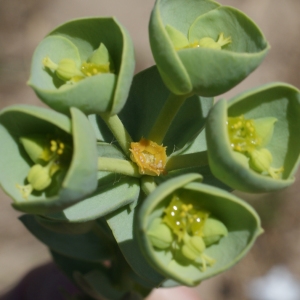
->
[0,105,98,214]
[206,83,300,192]
[149,0,269,96]
[28,17,135,115]
[137,174,262,286]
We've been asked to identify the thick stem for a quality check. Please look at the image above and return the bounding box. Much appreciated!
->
[141,176,157,195]
[99,112,133,158]
[147,93,189,144]
[98,157,141,178]
[165,151,208,171]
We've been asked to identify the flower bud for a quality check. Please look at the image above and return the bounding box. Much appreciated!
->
[249,148,272,174]
[43,57,84,82]
[181,236,206,261]
[56,58,84,81]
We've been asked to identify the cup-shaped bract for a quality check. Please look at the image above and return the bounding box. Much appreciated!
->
[0,105,98,214]
[206,83,300,193]
[149,0,269,97]
[137,174,262,286]
[28,17,135,116]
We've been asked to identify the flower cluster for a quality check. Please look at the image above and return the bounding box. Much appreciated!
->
[0,0,299,299]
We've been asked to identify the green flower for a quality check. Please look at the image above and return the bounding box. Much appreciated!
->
[0,105,98,214]
[206,83,300,192]
[28,17,135,115]
[149,0,269,96]
[137,174,262,286]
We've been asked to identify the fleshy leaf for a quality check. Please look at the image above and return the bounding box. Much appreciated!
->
[46,175,140,222]
[149,0,219,95]
[106,203,166,288]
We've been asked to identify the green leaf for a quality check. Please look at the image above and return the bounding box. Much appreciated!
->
[74,270,128,300]
[51,250,122,300]
[206,83,300,192]
[43,141,140,222]
[178,45,268,96]
[46,175,140,222]
[149,2,192,94]
[20,215,111,262]
[35,215,94,235]
[95,66,213,156]
[106,203,166,288]
[28,18,135,115]
[137,174,262,286]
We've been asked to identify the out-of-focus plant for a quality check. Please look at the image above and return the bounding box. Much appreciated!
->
[0,0,299,299]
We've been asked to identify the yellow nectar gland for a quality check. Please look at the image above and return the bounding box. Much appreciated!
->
[42,57,112,84]
[148,195,228,271]
[188,32,232,50]
[227,115,261,153]
[227,115,284,179]
[130,138,167,176]
[163,195,209,242]
[80,62,110,77]
[17,138,70,199]
[157,195,216,271]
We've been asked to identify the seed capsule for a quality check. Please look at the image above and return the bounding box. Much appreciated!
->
[147,218,173,249]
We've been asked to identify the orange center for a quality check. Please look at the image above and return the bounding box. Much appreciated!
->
[130,138,167,176]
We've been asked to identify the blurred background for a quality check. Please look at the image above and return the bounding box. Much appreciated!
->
[0,0,300,299]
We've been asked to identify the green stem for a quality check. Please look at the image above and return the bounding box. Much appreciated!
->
[147,93,189,144]
[98,157,141,178]
[165,151,208,171]
[99,112,133,158]
[141,176,157,195]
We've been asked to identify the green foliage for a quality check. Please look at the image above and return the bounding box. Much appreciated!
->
[0,1,299,298]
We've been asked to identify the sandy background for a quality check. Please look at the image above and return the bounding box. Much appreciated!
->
[0,0,300,299]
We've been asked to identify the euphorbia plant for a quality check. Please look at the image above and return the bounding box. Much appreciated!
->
[0,0,299,299]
